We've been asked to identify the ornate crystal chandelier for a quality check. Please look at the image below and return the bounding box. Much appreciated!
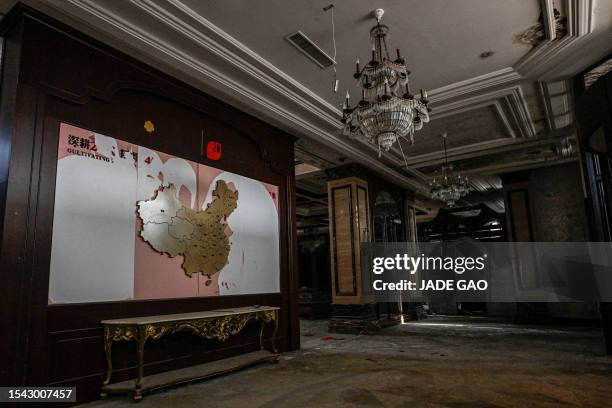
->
[553,136,574,158]
[430,133,470,207]
[341,8,430,157]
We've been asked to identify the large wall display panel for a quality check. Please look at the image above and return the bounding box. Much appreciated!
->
[0,5,298,403]
[49,123,280,304]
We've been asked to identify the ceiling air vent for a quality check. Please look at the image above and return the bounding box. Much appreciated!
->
[286,31,335,69]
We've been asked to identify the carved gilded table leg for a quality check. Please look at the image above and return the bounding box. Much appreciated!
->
[271,310,279,353]
[134,326,147,401]
[102,326,113,391]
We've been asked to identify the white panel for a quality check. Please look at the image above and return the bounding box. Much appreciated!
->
[204,172,280,294]
[49,134,137,303]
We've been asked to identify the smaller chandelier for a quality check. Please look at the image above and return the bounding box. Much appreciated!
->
[430,133,470,207]
[552,136,574,158]
[341,8,430,156]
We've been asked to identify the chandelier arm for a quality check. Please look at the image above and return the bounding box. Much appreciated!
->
[354,65,369,83]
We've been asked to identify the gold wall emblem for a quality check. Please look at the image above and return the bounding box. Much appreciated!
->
[143,120,155,133]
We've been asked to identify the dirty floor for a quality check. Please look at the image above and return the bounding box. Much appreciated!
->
[86,316,612,407]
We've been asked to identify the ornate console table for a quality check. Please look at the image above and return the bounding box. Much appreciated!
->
[100,306,279,400]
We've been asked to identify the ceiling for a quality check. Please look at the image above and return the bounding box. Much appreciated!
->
[181,0,540,103]
[2,0,611,226]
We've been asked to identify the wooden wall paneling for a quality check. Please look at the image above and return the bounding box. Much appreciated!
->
[0,16,27,386]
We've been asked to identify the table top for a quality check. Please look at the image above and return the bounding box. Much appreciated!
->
[101,306,279,325]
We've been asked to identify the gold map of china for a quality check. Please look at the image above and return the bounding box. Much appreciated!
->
[137,180,239,277]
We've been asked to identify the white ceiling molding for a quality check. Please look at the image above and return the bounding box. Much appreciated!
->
[465,156,578,176]
[430,85,535,139]
[469,175,503,192]
[514,0,595,79]
[540,0,557,40]
[538,79,574,133]
[428,67,523,104]
[495,101,518,140]
[538,80,556,132]
[432,97,510,128]
[547,80,573,129]
[569,0,594,36]
[503,86,537,138]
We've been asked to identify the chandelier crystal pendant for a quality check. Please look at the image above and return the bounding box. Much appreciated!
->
[430,133,470,207]
[341,8,431,157]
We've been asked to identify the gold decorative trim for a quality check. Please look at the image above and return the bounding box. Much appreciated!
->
[107,325,137,342]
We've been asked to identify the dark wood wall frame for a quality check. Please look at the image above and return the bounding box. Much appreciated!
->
[0,4,299,402]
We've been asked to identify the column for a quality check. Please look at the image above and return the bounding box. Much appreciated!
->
[327,177,378,333]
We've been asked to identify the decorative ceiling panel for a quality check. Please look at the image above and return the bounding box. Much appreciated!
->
[407,105,511,156]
